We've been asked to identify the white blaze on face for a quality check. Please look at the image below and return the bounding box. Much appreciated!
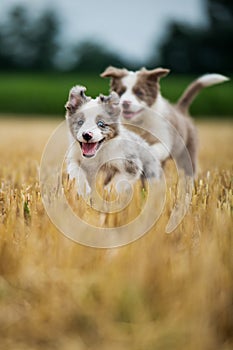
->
[76,101,103,144]
[120,72,146,119]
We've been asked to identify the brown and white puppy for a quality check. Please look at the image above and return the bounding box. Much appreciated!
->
[101,66,229,175]
[65,86,161,197]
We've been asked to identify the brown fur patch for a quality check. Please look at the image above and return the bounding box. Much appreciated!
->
[140,67,170,79]
[132,68,169,106]
[101,66,128,79]
[123,124,158,145]
[65,86,90,115]
[101,66,128,97]
[67,112,85,138]
[101,164,119,186]
[124,160,139,176]
[95,114,119,141]
[133,73,159,107]
[177,82,203,112]
[111,78,127,97]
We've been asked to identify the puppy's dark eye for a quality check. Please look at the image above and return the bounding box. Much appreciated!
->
[135,89,143,97]
[97,120,106,128]
[77,120,84,126]
[117,88,126,97]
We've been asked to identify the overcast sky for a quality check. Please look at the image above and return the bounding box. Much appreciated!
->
[1,0,207,63]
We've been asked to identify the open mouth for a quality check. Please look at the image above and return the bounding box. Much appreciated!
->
[122,108,143,119]
[79,139,105,158]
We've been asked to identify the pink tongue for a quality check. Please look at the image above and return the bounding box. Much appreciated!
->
[82,142,98,156]
[123,111,134,119]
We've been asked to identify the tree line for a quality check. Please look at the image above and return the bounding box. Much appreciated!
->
[0,0,232,74]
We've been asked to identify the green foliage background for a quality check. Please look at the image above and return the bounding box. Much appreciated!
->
[0,72,231,117]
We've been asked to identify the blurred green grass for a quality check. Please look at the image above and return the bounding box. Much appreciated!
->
[0,72,108,117]
[0,72,232,117]
[160,75,233,117]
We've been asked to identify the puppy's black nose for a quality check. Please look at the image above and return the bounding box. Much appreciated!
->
[122,100,131,109]
[82,131,93,141]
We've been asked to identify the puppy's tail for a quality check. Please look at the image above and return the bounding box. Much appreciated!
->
[177,74,229,113]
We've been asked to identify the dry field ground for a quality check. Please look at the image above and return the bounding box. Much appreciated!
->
[0,118,232,350]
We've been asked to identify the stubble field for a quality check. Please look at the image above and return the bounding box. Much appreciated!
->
[0,118,232,350]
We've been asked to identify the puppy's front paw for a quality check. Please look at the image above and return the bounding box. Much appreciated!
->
[77,181,91,198]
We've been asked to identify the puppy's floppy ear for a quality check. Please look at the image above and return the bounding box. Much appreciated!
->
[140,67,170,81]
[100,66,128,79]
[99,91,121,117]
[65,85,90,114]
[99,91,120,105]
